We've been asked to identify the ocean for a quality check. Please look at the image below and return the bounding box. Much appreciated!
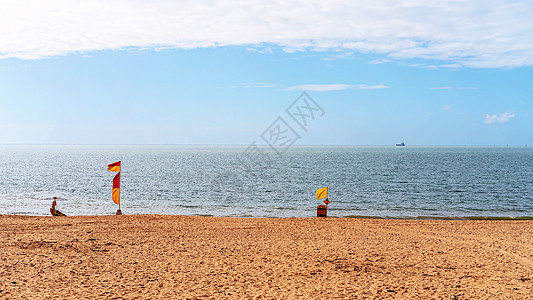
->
[1,145,532,219]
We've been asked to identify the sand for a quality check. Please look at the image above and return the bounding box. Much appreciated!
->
[0,215,531,299]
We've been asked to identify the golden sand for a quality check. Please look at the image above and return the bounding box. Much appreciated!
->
[1,215,531,299]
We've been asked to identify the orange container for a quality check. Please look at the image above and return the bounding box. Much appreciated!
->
[317,205,327,217]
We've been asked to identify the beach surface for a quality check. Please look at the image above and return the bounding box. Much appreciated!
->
[1,215,531,299]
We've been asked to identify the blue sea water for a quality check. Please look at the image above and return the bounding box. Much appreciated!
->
[0,145,532,219]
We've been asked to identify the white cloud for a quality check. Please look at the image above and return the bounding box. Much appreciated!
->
[440,64,462,69]
[430,87,452,90]
[484,112,516,124]
[442,105,452,111]
[409,64,439,69]
[323,51,354,61]
[1,1,533,68]
[354,84,388,90]
[286,84,355,91]
[0,124,19,129]
[285,84,388,91]
[369,58,392,64]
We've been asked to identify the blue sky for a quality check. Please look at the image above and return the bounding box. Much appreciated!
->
[1,1,532,145]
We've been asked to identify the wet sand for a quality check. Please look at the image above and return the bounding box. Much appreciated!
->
[1,215,532,299]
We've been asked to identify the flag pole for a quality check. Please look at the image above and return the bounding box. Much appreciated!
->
[117,161,122,213]
[118,171,121,211]
[117,166,122,214]
[116,171,122,215]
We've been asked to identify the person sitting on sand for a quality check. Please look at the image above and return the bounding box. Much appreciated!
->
[50,197,66,216]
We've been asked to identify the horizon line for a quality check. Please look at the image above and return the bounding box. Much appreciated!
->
[0,143,530,147]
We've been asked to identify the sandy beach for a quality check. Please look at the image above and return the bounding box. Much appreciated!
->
[1,215,531,299]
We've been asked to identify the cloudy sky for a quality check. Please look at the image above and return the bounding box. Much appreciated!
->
[1,0,532,145]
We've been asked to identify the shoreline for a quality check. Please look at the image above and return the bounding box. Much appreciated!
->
[3,213,533,221]
[1,215,532,298]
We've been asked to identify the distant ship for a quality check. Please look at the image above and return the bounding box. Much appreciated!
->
[395,142,405,146]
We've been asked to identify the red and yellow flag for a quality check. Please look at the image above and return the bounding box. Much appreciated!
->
[108,161,121,172]
[316,186,328,200]
[112,172,120,205]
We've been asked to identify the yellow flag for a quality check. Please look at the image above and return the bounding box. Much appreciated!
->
[107,161,121,172]
[316,187,328,200]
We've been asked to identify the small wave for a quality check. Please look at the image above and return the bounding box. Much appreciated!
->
[272,206,298,210]
[343,215,533,220]
[415,216,462,220]
[415,215,533,220]
[176,205,202,208]
[462,216,533,220]
[232,214,255,218]
[7,211,34,215]
[344,215,385,219]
